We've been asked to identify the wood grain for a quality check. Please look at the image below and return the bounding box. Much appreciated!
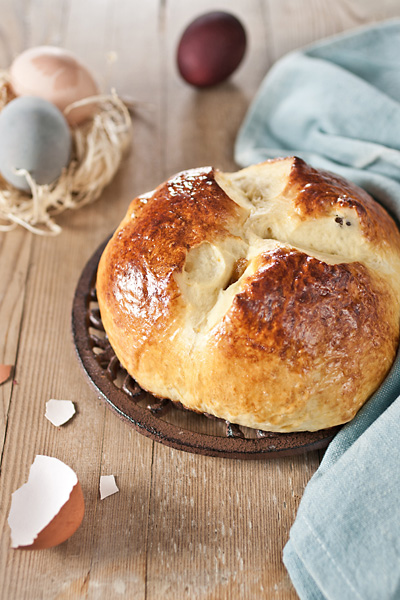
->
[0,231,32,456]
[267,0,400,61]
[162,0,273,175]
[0,1,399,599]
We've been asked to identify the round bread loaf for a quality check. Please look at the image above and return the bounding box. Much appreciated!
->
[96,157,400,432]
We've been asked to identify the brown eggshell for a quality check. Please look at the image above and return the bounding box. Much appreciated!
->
[8,455,85,550]
[0,364,12,385]
[18,482,85,550]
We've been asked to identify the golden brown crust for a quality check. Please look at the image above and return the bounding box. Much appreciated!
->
[97,167,247,370]
[216,248,392,362]
[97,157,400,432]
[207,247,397,429]
[288,157,400,252]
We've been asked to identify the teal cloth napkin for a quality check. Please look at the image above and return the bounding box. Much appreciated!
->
[235,20,400,600]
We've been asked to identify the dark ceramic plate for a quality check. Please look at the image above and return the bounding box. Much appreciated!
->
[72,239,340,459]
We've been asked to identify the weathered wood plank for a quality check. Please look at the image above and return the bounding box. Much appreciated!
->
[267,0,400,62]
[161,0,273,176]
[0,0,155,598]
[0,231,33,458]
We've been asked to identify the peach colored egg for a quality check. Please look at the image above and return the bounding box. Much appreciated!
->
[10,46,99,126]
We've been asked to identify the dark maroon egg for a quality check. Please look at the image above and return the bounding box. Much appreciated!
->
[177,11,247,88]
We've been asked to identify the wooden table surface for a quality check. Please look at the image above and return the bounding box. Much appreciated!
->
[1,1,399,598]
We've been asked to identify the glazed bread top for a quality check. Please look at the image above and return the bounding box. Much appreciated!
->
[96,157,400,432]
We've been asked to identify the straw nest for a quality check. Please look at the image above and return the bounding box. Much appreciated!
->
[0,71,132,235]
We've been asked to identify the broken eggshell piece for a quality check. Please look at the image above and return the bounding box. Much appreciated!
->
[8,455,84,549]
[45,399,76,427]
[99,474,119,500]
[0,364,12,385]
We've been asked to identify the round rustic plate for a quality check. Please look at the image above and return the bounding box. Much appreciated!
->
[72,238,340,459]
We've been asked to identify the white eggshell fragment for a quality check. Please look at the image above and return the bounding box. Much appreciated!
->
[0,96,71,192]
[45,399,76,427]
[8,455,84,549]
[10,46,99,125]
[100,475,119,500]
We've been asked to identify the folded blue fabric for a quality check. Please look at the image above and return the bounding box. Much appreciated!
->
[235,20,400,600]
[235,19,400,219]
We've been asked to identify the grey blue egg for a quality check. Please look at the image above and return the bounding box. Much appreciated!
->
[0,96,71,192]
